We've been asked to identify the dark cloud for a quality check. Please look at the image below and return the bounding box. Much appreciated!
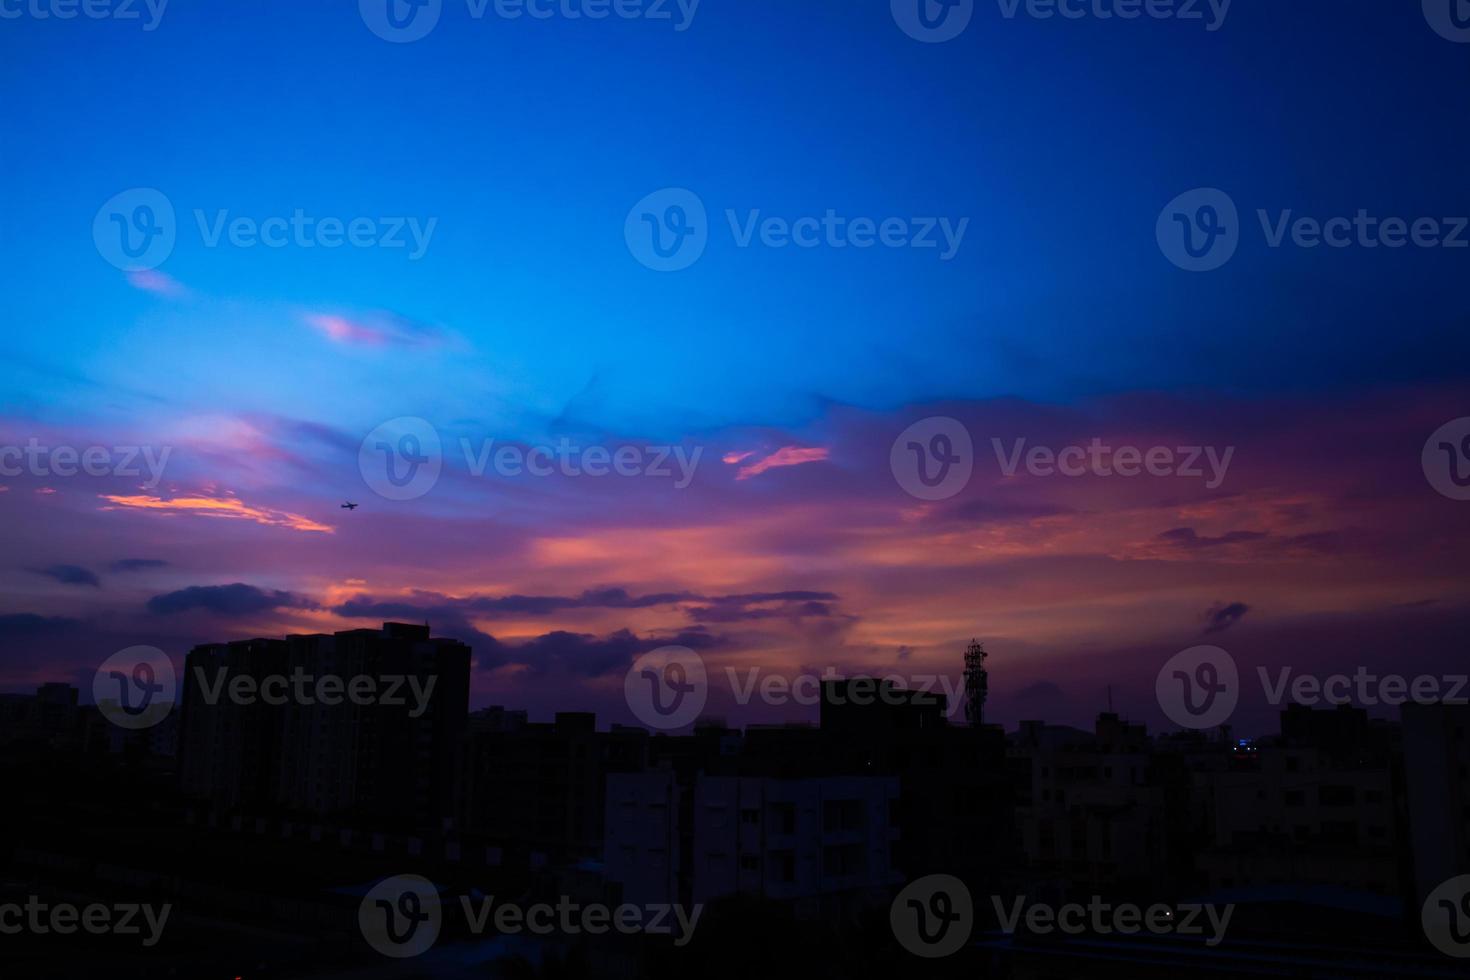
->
[1202,601,1251,634]
[29,565,100,588]
[110,559,169,573]
[333,588,839,624]
[0,613,81,637]
[477,625,728,677]
[1015,680,1064,701]
[1158,527,1269,549]
[684,593,839,623]
[147,584,319,617]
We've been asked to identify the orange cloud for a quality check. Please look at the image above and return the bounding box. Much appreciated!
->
[98,492,334,534]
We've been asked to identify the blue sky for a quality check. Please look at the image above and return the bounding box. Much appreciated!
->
[5,0,1468,439]
[2,1,1470,732]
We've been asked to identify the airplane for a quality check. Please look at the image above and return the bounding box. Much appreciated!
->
[340,501,359,510]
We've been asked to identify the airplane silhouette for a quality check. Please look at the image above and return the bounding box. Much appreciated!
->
[341,502,359,510]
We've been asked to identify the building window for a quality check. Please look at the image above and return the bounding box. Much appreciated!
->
[823,799,863,833]
[770,851,795,883]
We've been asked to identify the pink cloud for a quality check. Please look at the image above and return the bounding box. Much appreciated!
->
[722,450,755,465]
[304,312,447,350]
[736,446,831,480]
[126,269,188,298]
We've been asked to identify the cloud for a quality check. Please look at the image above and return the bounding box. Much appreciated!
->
[110,558,170,573]
[99,492,333,534]
[0,613,80,637]
[126,269,188,298]
[29,564,101,588]
[304,311,448,350]
[333,587,840,624]
[683,591,839,623]
[734,446,831,480]
[1158,527,1269,549]
[478,626,728,677]
[1202,601,1251,634]
[147,583,320,617]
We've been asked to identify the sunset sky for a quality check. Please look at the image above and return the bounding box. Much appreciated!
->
[2,1,1468,735]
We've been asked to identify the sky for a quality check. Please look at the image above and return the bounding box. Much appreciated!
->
[1,0,1468,736]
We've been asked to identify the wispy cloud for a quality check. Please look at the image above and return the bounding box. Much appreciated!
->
[126,269,188,298]
[304,311,448,350]
[29,564,101,588]
[735,446,831,480]
[98,492,333,534]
